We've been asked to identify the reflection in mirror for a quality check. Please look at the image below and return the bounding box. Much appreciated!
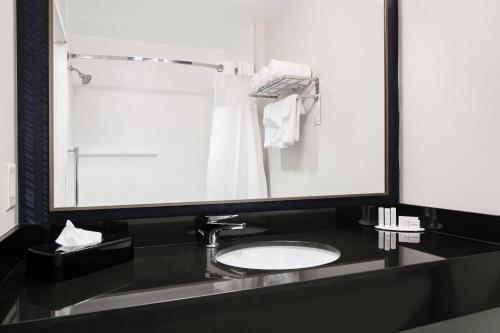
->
[52,0,386,208]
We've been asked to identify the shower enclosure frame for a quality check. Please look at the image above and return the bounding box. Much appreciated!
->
[16,0,399,224]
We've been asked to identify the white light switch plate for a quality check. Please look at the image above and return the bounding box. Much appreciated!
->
[5,163,16,211]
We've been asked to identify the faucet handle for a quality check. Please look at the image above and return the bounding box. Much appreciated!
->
[206,215,239,223]
[198,215,245,247]
[212,222,246,229]
[206,222,246,248]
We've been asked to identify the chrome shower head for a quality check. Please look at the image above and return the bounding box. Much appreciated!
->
[69,65,92,85]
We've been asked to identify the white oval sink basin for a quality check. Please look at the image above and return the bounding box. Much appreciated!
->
[215,241,340,270]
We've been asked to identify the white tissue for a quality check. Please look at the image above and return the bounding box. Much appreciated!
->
[55,220,102,248]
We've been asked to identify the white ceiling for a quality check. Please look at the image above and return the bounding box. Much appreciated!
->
[64,0,288,50]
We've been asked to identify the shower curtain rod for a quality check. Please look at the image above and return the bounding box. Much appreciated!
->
[68,53,224,72]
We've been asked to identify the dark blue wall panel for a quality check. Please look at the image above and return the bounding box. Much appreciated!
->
[17,0,50,224]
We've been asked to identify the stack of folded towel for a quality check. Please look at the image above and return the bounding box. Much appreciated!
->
[263,94,305,148]
[251,59,312,91]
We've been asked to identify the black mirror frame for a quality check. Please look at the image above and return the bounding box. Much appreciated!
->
[16,0,399,223]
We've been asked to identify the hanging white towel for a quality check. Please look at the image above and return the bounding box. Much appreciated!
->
[263,94,305,149]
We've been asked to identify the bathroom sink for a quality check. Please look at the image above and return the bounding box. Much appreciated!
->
[215,241,340,270]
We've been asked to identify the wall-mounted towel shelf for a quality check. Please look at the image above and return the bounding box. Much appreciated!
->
[250,76,321,126]
[249,76,320,101]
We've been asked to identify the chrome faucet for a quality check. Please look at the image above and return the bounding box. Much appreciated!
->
[197,215,246,248]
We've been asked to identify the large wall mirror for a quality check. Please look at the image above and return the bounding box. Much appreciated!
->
[49,0,395,211]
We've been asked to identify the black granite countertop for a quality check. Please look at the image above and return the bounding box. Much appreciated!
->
[3,205,500,332]
[1,226,500,330]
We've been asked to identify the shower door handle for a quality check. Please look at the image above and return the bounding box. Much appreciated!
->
[68,147,79,207]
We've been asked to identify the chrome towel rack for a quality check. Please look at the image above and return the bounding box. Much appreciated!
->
[249,76,321,125]
[248,76,320,101]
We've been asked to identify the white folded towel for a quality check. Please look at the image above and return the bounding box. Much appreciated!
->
[268,59,312,80]
[55,220,102,248]
[263,94,305,148]
[250,66,270,90]
[251,60,312,91]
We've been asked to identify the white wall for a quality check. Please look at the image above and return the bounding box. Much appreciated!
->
[262,0,386,198]
[66,34,226,206]
[0,0,17,235]
[400,0,500,216]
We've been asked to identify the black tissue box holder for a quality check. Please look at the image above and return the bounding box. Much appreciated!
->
[26,234,134,282]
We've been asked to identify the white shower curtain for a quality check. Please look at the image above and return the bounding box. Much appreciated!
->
[206,62,268,200]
